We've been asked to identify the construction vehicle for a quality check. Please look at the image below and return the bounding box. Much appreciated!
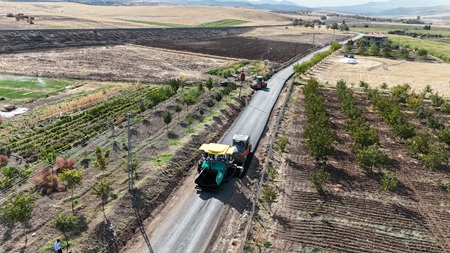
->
[250,76,267,90]
[195,134,251,190]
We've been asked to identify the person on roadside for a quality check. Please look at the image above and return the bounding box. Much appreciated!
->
[54,239,63,253]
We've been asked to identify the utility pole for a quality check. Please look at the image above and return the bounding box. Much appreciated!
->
[127,113,133,192]
[239,72,245,99]
[313,33,315,45]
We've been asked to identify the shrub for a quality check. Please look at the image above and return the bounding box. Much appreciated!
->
[310,167,331,193]
[426,114,444,130]
[356,144,389,174]
[406,93,422,110]
[420,85,433,99]
[55,157,75,172]
[380,171,398,191]
[430,93,445,107]
[277,133,289,152]
[33,167,63,195]
[0,155,8,165]
[392,121,416,140]
[260,185,279,210]
[438,127,450,145]
[330,41,342,52]
[293,61,310,75]
[352,125,379,150]
[440,103,450,114]
[414,105,431,119]
[390,84,411,103]
[420,144,448,170]
[418,48,428,58]
[406,131,431,157]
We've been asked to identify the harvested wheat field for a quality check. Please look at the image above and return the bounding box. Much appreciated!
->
[0,1,291,30]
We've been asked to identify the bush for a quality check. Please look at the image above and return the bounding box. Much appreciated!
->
[330,41,342,52]
[418,48,428,58]
[390,84,411,103]
[414,105,431,119]
[260,185,279,210]
[426,114,444,130]
[0,155,8,165]
[310,166,331,193]
[352,125,379,150]
[406,131,431,157]
[437,127,450,145]
[430,93,445,107]
[356,144,389,174]
[406,93,422,110]
[440,103,450,114]
[277,133,289,152]
[380,171,398,192]
[420,144,448,170]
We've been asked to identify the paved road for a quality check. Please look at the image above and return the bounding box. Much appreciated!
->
[132,35,362,253]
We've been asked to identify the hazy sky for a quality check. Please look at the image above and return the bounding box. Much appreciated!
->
[286,0,390,7]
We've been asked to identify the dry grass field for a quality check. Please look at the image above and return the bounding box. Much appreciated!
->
[0,1,291,29]
[0,45,233,83]
[312,54,450,98]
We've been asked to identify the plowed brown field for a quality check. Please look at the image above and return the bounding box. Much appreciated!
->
[251,85,450,252]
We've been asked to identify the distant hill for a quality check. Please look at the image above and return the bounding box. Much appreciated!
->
[166,0,311,11]
[323,0,450,15]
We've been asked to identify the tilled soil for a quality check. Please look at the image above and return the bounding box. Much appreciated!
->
[0,27,316,65]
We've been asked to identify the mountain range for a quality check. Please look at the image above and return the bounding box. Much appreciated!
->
[323,0,450,15]
[167,0,450,15]
[164,0,310,11]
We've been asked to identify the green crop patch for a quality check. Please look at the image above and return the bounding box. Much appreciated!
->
[151,154,173,165]
[0,77,70,101]
[120,19,189,28]
[0,87,46,99]
[198,19,248,27]
[121,19,247,28]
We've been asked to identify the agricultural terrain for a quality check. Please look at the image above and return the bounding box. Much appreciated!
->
[2,2,450,253]
[248,74,450,252]
[0,3,356,252]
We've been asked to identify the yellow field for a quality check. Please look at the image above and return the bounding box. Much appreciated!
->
[0,1,291,29]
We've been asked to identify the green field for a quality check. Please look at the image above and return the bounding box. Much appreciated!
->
[197,19,248,27]
[391,36,450,61]
[351,25,450,62]
[121,19,247,28]
[120,20,190,28]
[352,25,450,37]
[0,77,71,101]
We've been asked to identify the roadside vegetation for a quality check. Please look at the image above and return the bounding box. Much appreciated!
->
[0,70,253,252]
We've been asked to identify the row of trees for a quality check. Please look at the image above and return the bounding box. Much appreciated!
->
[364,83,449,170]
[294,41,342,76]
[336,81,396,191]
[0,80,206,250]
[345,38,429,60]
[336,81,390,175]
